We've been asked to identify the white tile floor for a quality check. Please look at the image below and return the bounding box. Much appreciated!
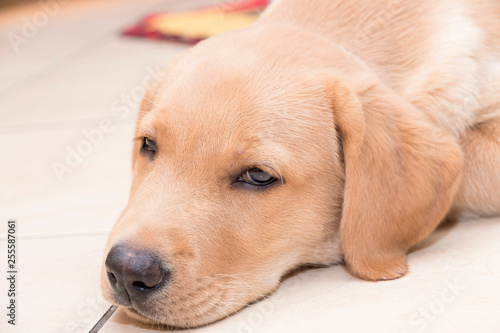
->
[1,1,500,333]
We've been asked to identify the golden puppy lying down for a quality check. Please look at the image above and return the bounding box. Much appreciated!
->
[101,0,500,328]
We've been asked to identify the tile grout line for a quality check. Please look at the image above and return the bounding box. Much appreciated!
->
[0,229,111,240]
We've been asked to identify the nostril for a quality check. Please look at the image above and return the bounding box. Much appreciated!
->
[132,272,168,291]
[132,281,150,291]
[107,271,117,284]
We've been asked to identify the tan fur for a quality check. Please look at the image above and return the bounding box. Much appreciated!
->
[101,0,500,327]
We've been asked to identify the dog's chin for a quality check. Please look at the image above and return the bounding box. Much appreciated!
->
[123,306,181,329]
[122,304,232,329]
[123,307,166,326]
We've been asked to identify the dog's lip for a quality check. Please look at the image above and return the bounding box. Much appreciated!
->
[127,306,140,315]
[125,304,168,326]
[122,306,160,326]
[124,304,150,321]
[110,292,132,307]
[124,301,222,329]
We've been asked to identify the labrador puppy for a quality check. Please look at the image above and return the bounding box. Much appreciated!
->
[101,0,500,328]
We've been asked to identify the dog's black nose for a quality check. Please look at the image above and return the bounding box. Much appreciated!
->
[105,243,169,303]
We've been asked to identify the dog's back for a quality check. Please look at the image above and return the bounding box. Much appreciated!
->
[261,0,500,138]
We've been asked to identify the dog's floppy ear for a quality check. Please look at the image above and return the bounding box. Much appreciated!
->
[328,78,463,281]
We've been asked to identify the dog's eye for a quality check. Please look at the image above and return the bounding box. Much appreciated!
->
[239,168,277,186]
[142,137,157,154]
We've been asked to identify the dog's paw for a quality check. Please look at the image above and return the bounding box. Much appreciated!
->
[346,253,409,281]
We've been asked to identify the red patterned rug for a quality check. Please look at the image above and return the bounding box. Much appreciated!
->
[123,0,270,45]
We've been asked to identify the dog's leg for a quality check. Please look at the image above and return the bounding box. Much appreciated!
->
[452,112,500,218]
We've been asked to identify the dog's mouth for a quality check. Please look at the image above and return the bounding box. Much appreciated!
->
[122,300,223,329]
[105,273,266,328]
[123,306,166,325]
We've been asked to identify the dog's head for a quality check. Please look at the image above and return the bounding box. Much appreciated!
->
[101,25,462,328]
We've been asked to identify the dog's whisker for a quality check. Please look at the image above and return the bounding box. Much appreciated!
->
[222,293,264,297]
[213,274,270,301]
[213,273,253,277]
[203,291,235,321]
[195,298,216,321]
[211,282,245,289]
[213,284,268,302]
[215,300,250,306]
[204,301,223,315]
